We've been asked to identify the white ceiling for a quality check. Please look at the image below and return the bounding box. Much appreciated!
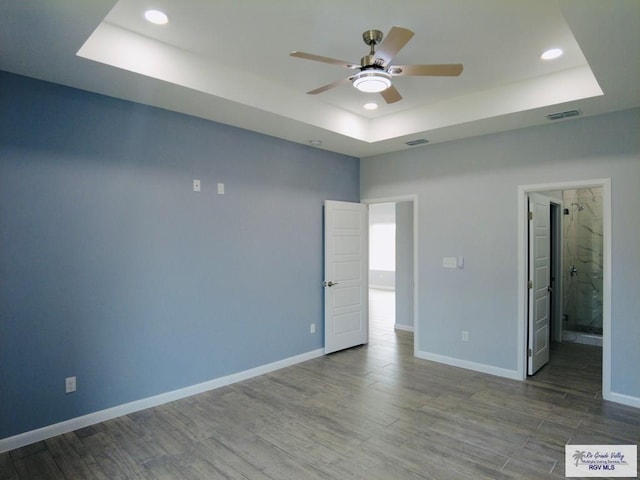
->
[1,0,639,158]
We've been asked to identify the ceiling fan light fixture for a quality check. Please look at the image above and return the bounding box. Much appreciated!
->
[352,71,392,93]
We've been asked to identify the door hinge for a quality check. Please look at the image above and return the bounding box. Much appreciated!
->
[528,280,533,289]
[528,348,532,357]
[528,211,533,220]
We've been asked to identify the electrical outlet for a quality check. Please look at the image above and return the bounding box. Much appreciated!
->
[310,323,316,334]
[65,376,76,394]
[462,331,469,342]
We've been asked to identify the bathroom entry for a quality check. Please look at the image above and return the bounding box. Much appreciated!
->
[526,187,604,376]
[561,188,604,345]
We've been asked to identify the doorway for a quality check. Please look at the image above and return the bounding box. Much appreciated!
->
[364,196,418,353]
[369,202,397,333]
[561,188,604,344]
[518,179,611,400]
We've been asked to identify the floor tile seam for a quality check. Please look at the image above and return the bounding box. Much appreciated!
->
[401,421,515,468]
[425,415,536,446]
[206,432,296,478]
[509,437,566,473]
[571,420,640,443]
[499,456,511,472]
[358,438,484,480]
[444,404,548,431]
[254,430,340,472]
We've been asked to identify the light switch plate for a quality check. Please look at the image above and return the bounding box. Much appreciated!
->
[193,179,201,192]
[442,257,457,268]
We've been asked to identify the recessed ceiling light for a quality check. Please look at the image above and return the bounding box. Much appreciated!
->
[541,48,563,60]
[144,9,169,25]
[309,140,322,147]
[363,103,378,110]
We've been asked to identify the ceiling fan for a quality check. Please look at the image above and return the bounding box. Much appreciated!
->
[290,26,463,104]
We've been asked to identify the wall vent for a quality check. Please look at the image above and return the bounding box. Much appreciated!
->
[405,138,429,146]
[546,110,581,121]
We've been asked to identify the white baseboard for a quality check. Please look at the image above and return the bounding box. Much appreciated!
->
[417,351,639,410]
[606,391,640,409]
[415,350,521,380]
[394,323,414,332]
[0,348,324,454]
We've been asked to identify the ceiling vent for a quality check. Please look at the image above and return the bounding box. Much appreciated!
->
[405,138,429,146]
[546,110,581,121]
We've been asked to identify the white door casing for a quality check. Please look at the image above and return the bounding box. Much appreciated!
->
[324,200,368,354]
[528,193,551,375]
[518,180,613,404]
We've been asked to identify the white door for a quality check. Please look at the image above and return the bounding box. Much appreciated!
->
[324,200,368,354]
[528,193,551,374]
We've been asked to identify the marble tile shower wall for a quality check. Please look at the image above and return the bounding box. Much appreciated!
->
[562,188,604,335]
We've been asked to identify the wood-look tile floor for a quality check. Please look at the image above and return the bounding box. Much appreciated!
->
[2,291,638,479]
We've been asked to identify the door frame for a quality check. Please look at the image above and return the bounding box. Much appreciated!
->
[517,179,611,400]
[549,201,563,344]
[362,195,418,356]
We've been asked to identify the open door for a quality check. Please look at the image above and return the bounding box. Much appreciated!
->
[324,200,368,354]
[528,193,551,374]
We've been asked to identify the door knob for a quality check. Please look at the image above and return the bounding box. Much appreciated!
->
[324,281,339,287]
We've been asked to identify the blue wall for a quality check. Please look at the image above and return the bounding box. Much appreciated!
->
[0,71,359,438]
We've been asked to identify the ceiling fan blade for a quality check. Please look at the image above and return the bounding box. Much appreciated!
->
[375,27,414,66]
[307,77,350,95]
[290,51,359,69]
[381,85,402,104]
[389,64,464,77]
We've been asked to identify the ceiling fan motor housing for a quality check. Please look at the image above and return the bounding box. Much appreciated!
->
[362,30,384,47]
[360,54,385,69]
[361,29,385,68]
